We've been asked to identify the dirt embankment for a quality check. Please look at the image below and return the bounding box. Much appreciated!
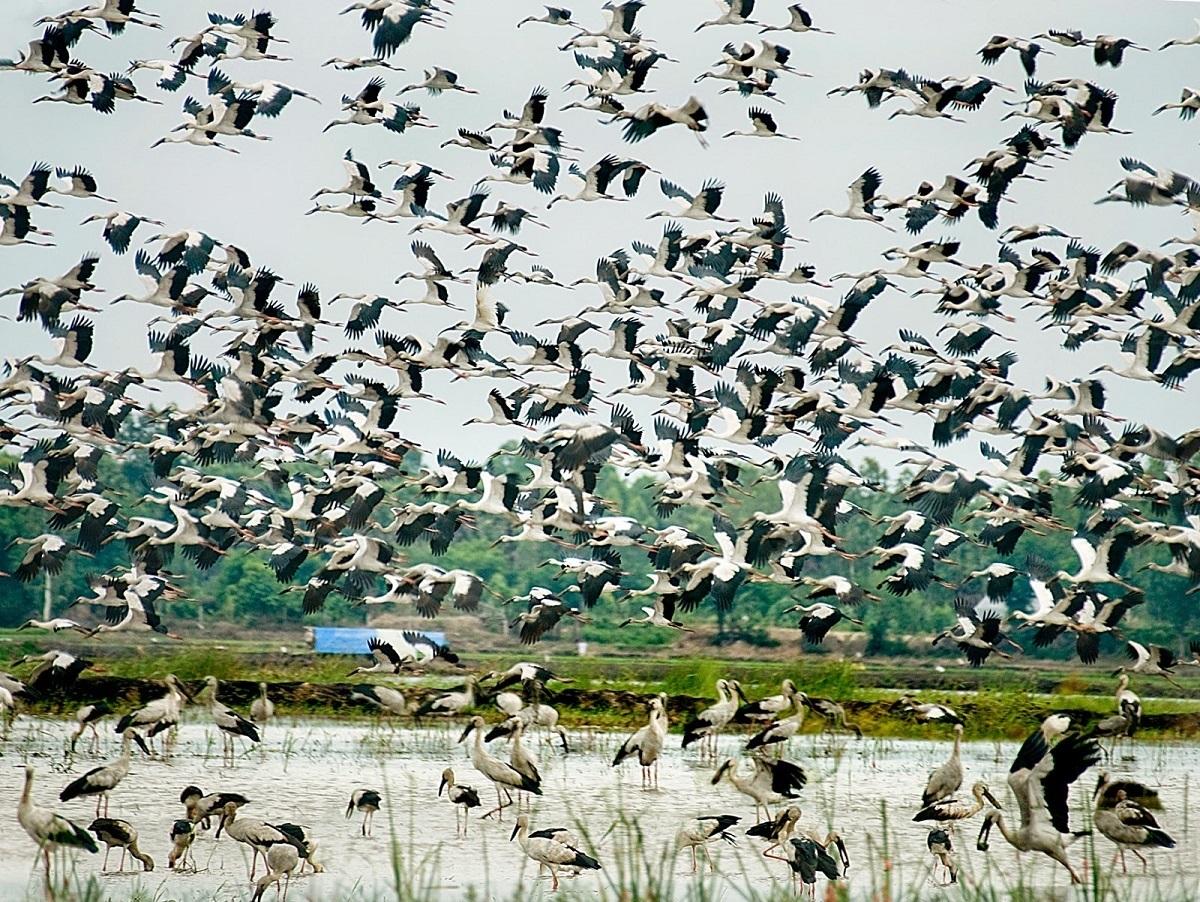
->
[14,675,1200,738]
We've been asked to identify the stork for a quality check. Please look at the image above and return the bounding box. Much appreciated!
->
[612,693,668,789]
[458,715,542,820]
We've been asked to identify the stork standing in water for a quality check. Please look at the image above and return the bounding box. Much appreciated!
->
[682,678,742,758]
[201,675,261,764]
[784,834,845,900]
[976,727,1102,883]
[747,805,802,857]
[168,819,196,870]
[1095,673,1142,759]
[180,786,251,829]
[612,693,668,789]
[927,828,959,885]
[488,719,540,811]
[346,789,382,836]
[745,707,806,755]
[17,766,98,888]
[675,814,740,873]
[914,781,1001,827]
[439,768,481,836]
[510,813,602,891]
[216,802,293,879]
[59,730,142,817]
[114,673,191,758]
[491,693,570,753]
[1094,789,1176,874]
[711,755,807,821]
[250,682,275,733]
[89,818,155,872]
[70,701,110,755]
[458,715,542,820]
[251,842,300,902]
[922,724,965,807]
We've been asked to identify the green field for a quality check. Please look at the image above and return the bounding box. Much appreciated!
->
[5,630,1199,740]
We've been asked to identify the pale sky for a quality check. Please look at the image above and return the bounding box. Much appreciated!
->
[2,0,1199,468]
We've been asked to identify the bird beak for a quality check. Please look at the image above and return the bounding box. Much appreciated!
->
[437,776,447,796]
[345,802,354,819]
[457,722,474,743]
[983,788,1002,809]
[509,823,520,842]
[976,817,992,851]
[215,814,227,838]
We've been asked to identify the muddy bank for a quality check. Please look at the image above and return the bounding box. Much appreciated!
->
[13,674,1200,738]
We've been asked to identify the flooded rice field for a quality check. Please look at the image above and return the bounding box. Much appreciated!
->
[1,716,1199,900]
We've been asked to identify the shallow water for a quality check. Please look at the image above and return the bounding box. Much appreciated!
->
[1,716,1197,900]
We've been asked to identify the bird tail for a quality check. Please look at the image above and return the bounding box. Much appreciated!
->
[746,820,774,838]
[1146,827,1177,849]
[59,777,86,803]
[572,849,601,870]
[73,822,99,853]
[680,721,704,748]
[611,739,634,766]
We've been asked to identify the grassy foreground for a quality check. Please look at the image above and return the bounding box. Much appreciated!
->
[3,630,1200,740]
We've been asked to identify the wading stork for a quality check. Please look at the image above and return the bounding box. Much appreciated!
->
[458,715,542,820]
[612,693,668,789]
[976,729,1101,883]
[17,766,97,886]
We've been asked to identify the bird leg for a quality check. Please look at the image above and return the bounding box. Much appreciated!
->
[550,864,560,891]
[702,841,716,873]
[483,786,513,820]
[1132,848,1148,872]
[102,846,111,872]
[119,846,127,872]
[690,846,697,873]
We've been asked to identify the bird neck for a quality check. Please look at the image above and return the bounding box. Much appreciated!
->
[991,813,1017,844]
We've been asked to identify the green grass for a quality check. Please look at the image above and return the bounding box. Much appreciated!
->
[6,634,1200,740]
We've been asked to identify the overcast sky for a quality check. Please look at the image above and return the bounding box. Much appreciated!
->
[2,0,1199,470]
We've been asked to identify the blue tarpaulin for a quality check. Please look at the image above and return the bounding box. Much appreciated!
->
[311,627,446,655]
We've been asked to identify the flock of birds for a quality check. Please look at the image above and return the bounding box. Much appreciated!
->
[5,659,1184,898]
[3,0,1200,896]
